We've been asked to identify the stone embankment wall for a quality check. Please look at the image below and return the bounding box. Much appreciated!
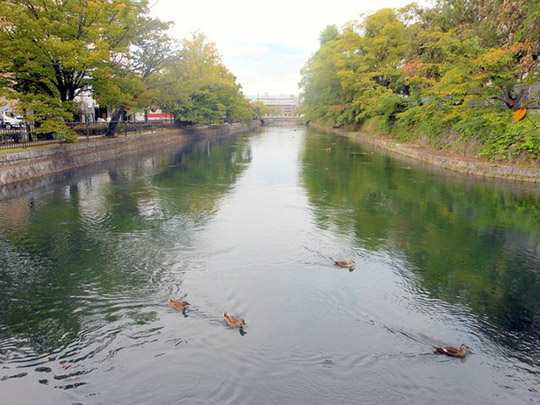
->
[0,122,259,187]
[315,124,540,183]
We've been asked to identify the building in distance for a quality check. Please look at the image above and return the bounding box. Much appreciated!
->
[257,93,298,117]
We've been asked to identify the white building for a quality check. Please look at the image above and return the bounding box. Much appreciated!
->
[257,94,298,117]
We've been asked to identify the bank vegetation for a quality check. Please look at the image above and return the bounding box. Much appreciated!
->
[299,0,539,163]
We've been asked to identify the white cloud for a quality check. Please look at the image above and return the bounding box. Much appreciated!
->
[150,0,426,96]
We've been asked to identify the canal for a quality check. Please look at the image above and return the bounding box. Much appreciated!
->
[0,127,539,404]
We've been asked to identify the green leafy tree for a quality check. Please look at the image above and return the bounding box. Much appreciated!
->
[0,0,150,141]
[318,24,339,45]
[250,101,271,118]
[98,16,174,137]
[160,32,253,125]
[299,25,349,124]
[299,1,539,161]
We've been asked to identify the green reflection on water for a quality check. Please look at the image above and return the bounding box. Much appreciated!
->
[300,129,540,345]
[0,127,538,362]
[0,136,252,354]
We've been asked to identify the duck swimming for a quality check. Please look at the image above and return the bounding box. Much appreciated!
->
[223,313,246,329]
[168,299,190,312]
[433,344,468,358]
[334,260,355,268]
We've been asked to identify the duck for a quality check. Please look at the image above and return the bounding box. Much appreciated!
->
[433,344,468,358]
[334,260,355,268]
[223,312,246,329]
[168,298,190,312]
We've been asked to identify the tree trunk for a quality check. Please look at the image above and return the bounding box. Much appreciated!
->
[105,106,125,137]
[513,88,526,110]
[499,87,526,110]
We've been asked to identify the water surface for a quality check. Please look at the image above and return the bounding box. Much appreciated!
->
[0,127,539,404]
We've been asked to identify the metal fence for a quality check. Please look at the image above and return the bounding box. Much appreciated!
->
[67,120,176,137]
[0,121,176,151]
[0,127,62,150]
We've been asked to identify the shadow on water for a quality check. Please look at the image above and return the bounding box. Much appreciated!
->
[300,129,540,365]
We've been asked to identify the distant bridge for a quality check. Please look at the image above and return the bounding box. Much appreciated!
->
[260,116,302,126]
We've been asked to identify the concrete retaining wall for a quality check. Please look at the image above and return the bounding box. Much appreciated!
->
[0,122,259,187]
[314,124,540,183]
[357,134,539,183]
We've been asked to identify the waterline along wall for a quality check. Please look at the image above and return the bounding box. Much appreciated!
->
[0,122,260,187]
[313,124,540,184]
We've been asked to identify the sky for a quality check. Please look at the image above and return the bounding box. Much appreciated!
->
[150,0,427,97]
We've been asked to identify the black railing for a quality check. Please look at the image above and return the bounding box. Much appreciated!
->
[0,121,177,151]
[0,127,63,151]
[68,120,176,137]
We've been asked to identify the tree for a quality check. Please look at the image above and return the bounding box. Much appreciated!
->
[299,1,539,160]
[300,10,408,126]
[0,0,150,141]
[299,26,349,123]
[159,32,253,125]
[409,0,539,109]
[319,25,339,46]
[251,101,271,118]
[97,16,174,137]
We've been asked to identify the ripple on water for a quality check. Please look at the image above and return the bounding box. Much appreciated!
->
[1,128,539,404]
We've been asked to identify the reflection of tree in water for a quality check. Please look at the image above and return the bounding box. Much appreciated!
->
[153,136,252,223]
[300,130,540,358]
[0,135,252,356]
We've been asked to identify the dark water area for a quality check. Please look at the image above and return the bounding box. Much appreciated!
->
[0,127,538,404]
